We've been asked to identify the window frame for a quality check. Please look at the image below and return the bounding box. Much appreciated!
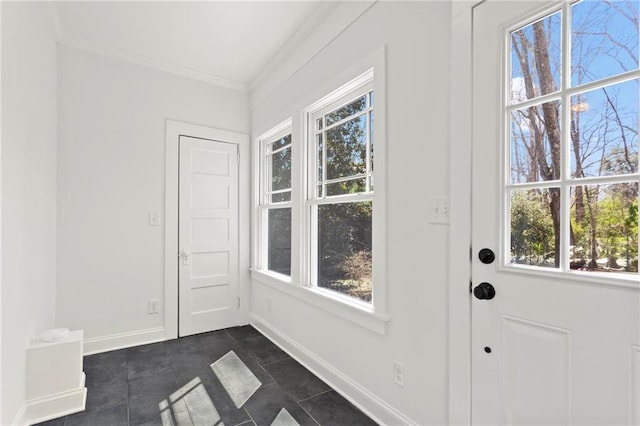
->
[501,1,640,286]
[251,47,389,334]
[306,79,375,306]
[255,119,293,279]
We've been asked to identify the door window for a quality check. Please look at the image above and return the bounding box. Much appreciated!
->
[507,0,639,276]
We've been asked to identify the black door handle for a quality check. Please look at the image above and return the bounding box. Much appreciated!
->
[474,282,496,300]
[478,248,495,264]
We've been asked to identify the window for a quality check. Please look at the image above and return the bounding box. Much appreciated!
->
[257,121,292,276]
[252,54,388,333]
[307,73,375,303]
[507,1,639,276]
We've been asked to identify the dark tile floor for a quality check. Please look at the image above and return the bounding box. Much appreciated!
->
[36,325,377,426]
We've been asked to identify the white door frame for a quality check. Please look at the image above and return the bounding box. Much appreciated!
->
[164,120,250,340]
[448,2,482,425]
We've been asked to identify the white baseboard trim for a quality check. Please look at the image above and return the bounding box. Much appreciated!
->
[83,327,166,355]
[11,404,28,426]
[250,314,417,426]
[24,373,86,425]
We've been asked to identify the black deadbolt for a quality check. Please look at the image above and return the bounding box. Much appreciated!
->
[474,282,496,300]
[478,248,495,264]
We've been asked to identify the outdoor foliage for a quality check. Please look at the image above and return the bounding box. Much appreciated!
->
[509,0,639,273]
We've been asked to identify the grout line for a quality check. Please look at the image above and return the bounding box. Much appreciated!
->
[241,406,257,426]
[297,401,322,426]
[259,354,292,368]
[297,389,334,404]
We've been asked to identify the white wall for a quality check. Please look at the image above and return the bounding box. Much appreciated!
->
[56,46,250,343]
[1,2,58,423]
[250,2,451,424]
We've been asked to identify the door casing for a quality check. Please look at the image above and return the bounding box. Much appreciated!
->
[164,120,250,340]
[449,3,479,424]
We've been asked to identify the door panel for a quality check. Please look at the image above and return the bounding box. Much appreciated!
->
[179,136,239,336]
[472,1,640,424]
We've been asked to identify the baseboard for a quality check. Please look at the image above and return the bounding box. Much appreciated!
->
[24,373,87,425]
[250,314,417,426]
[11,403,28,426]
[83,327,165,355]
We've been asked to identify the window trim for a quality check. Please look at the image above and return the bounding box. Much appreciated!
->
[307,81,375,297]
[251,46,389,333]
[302,64,388,315]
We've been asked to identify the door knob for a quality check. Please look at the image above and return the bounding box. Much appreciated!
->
[478,248,495,264]
[181,249,191,266]
[474,282,495,300]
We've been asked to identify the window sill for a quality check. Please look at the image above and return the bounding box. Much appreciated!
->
[250,269,391,335]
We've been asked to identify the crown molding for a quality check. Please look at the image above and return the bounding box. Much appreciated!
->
[249,0,376,109]
[58,36,249,92]
[249,2,335,92]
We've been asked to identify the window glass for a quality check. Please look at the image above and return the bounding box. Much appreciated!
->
[310,81,375,302]
[510,100,562,184]
[259,129,292,277]
[318,202,372,302]
[326,115,368,181]
[505,2,639,277]
[510,10,562,104]
[510,188,558,268]
[570,183,638,273]
[569,79,638,178]
[326,96,367,126]
[571,0,639,86]
[268,208,292,275]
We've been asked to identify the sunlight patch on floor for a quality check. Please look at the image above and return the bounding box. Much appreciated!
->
[159,377,223,426]
[271,408,300,426]
[211,350,262,409]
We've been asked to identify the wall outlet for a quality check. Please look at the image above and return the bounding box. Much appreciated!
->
[148,212,160,226]
[393,361,405,386]
[148,299,160,314]
[429,196,449,224]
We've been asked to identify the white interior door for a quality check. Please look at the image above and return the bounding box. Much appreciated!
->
[179,136,239,337]
[472,1,640,424]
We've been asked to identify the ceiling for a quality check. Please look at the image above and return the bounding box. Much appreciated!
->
[49,1,327,91]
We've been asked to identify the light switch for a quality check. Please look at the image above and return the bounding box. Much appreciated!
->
[429,197,450,224]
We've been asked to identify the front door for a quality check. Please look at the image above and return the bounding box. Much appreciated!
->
[179,136,239,336]
[472,1,639,423]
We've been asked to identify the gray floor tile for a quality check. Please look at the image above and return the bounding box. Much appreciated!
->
[84,349,127,372]
[65,403,128,426]
[236,335,290,366]
[225,325,263,342]
[299,391,377,426]
[127,342,172,380]
[164,335,205,355]
[76,327,373,426]
[243,383,317,426]
[169,350,218,388]
[85,371,128,412]
[197,329,240,361]
[263,358,330,402]
[128,372,178,425]
[32,416,66,426]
